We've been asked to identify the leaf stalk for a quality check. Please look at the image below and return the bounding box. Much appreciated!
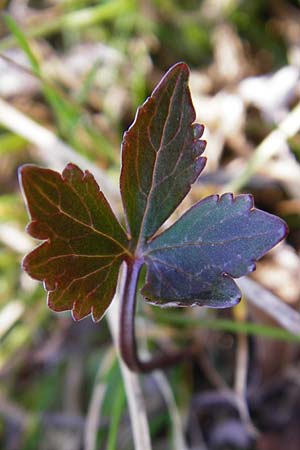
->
[119,258,193,372]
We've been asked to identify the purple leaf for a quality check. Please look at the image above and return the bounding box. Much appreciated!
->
[120,62,206,247]
[19,62,288,324]
[142,193,287,307]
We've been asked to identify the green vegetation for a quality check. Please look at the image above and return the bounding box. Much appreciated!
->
[0,1,300,449]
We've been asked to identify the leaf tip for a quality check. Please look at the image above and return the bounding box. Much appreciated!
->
[279,217,289,240]
[272,218,289,251]
[152,61,191,99]
[18,163,29,179]
[62,162,84,180]
[18,163,35,188]
[71,309,85,322]
[171,61,190,75]
[91,307,105,323]
[71,304,106,323]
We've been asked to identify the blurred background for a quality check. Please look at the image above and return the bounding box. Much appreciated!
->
[0,0,300,449]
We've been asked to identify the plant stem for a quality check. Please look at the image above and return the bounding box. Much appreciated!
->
[107,267,152,450]
[119,259,193,372]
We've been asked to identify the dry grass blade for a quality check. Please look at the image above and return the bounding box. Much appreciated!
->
[224,101,300,192]
[153,370,188,450]
[238,277,300,335]
[0,98,119,205]
[84,349,116,450]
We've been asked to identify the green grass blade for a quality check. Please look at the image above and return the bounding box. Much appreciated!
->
[106,381,126,450]
[3,14,117,162]
[3,14,40,73]
[0,0,132,51]
[4,15,80,132]
[76,61,101,105]
[0,133,27,155]
[154,311,300,343]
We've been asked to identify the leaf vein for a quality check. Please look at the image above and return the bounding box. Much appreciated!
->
[51,257,119,304]
[147,232,274,254]
[137,70,182,247]
[32,181,129,254]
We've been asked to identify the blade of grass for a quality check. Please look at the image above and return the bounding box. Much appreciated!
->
[4,15,85,140]
[0,0,131,51]
[0,224,33,253]
[3,16,117,164]
[238,277,300,335]
[3,14,40,73]
[106,381,126,450]
[152,310,300,342]
[152,371,188,450]
[233,303,258,437]
[138,313,188,450]
[223,101,300,192]
[0,97,119,205]
[76,61,101,105]
[84,348,117,450]
[0,133,27,155]
[4,14,85,139]
[0,53,118,164]
[0,301,25,339]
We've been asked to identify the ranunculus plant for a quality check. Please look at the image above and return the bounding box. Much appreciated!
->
[19,63,287,372]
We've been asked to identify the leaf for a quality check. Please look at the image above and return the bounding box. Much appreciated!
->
[19,163,129,321]
[120,62,206,247]
[142,193,287,308]
[19,62,288,323]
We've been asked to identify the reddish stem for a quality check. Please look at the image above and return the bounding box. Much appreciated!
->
[119,258,193,372]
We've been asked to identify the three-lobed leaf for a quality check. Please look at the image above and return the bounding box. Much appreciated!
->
[120,62,206,248]
[142,193,287,307]
[20,164,129,321]
[19,62,288,322]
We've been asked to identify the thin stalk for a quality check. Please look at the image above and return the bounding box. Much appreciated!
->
[119,259,193,373]
[107,267,152,450]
